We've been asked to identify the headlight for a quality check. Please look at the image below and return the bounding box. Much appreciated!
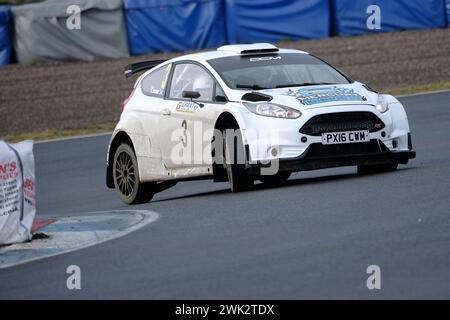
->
[375,94,389,113]
[243,102,301,119]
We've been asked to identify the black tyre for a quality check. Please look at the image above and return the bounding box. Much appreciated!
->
[259,171,291,186]
[113,144,155,204]
[223,127,254,192]
[357,162,398,174]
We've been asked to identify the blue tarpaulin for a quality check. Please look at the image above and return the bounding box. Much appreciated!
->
[332,0,447,36]
[124,0,227,55]
[447,0,450,26]
[0,6,11,65]
[225,0,330,43]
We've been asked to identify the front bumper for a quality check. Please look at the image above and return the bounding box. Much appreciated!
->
[248,138,416,174]
[241,103,413,164]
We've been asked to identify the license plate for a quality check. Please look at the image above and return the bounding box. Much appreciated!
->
[321,130,369,145]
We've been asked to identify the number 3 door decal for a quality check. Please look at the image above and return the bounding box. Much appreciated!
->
[181,120,188,147]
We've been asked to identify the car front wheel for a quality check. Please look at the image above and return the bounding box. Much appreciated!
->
[113,143,155,204]
[223,127,254,192]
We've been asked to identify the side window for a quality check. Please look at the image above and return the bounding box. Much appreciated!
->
[169,63,214,101]
[214,84,226,101]
[141,64,172,97]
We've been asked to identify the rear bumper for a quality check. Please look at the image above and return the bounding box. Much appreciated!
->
[248,139,416,174]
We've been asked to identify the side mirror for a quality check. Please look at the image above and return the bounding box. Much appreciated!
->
[182,90,201,99]
[214,95,228,102]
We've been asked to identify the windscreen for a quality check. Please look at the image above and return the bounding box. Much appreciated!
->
[208,53,351,90]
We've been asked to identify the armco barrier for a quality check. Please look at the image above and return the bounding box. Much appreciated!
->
[124,0,227,55]
[332,0,447,36]
[225,0,330,43]
[11,0,129,63]
[0,6,11,65]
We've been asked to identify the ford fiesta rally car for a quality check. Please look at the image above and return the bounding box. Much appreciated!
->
[106,43,416,204]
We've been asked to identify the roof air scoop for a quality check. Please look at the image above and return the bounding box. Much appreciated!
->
[217,43,279,55]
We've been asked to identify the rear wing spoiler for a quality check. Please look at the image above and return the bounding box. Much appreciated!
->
[124,59,168,78]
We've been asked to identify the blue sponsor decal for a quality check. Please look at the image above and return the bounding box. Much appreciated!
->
[283,87,365,105]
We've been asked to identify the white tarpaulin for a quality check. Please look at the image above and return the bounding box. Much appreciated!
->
[0,140,35,245]
[11,0,130,63]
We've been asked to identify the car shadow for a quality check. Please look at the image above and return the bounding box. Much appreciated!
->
[151,166,418,203]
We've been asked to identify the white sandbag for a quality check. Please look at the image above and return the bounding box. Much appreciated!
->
[0,140,36,245]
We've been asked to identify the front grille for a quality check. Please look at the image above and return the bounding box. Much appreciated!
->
[299,112,385,136]
[306,140,383,159]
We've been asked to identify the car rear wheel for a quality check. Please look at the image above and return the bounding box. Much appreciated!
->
[223,127,254,192]
[357,163,398,174]
[113,144,155,204]
[259,171,291,186]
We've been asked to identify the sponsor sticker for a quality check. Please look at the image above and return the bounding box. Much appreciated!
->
[249,56,281,62]
[283,87,365,105]
[176,101,199,113]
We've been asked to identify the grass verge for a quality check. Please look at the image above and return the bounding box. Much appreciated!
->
[2,122,115,143]
[380,82,450,96]
[2,82,449,143]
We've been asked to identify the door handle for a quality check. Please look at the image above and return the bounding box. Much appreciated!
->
[162,108,171,116]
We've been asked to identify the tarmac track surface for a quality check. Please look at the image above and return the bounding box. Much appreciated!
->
[0,92,449,299]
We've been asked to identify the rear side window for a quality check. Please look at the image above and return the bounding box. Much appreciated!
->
[141,64,172,97]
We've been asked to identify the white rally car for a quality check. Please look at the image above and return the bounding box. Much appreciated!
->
[106,43,415,204]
